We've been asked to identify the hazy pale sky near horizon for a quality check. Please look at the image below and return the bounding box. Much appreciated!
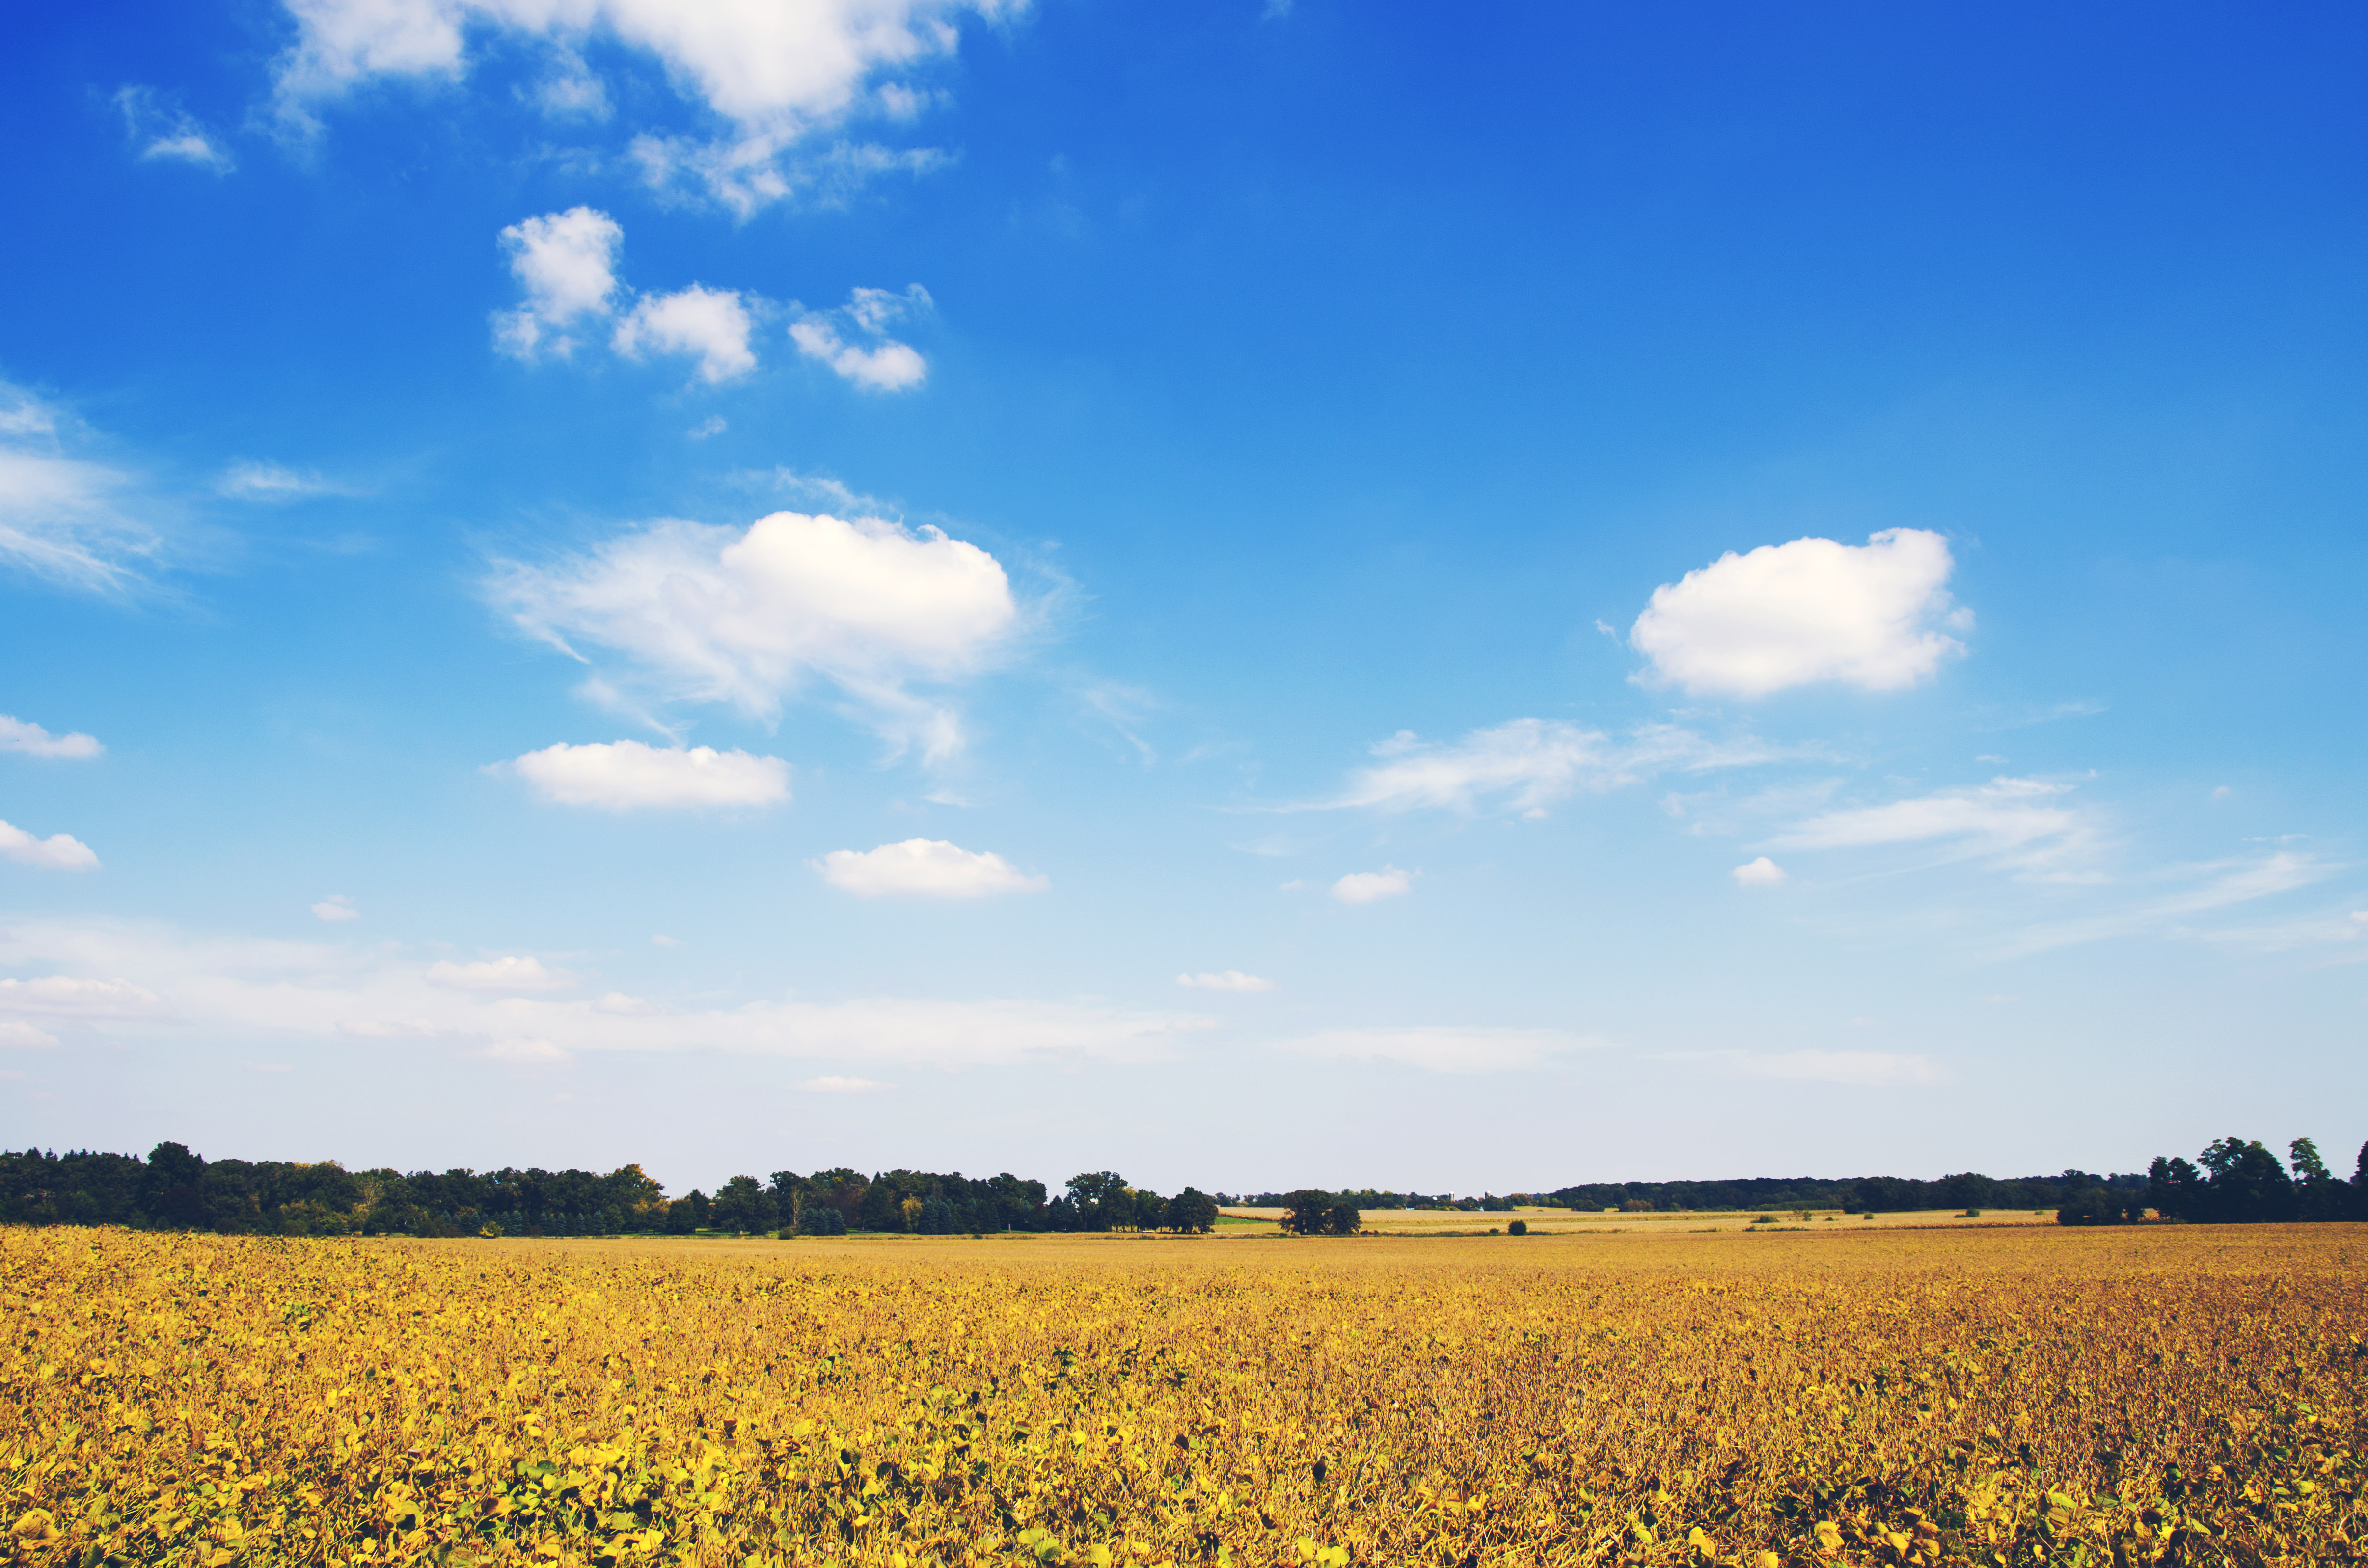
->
[3,0,2364,1195]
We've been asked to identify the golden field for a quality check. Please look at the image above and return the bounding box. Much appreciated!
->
[4,1225,2363,1568]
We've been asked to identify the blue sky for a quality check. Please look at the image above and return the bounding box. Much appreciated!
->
[3,0,2364,1195]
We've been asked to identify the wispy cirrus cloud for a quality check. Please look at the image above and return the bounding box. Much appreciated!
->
[1303,718,1783,818]
[0,386,170,595]
[113,86,234,172]
[1279,1026,1604,1074]
[1663,1049,1947,1087]
[0,917,1211,1069]
[1988,852,2335,959]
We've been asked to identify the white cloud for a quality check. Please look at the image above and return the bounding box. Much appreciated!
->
[611,285,759,383]
[0,715,102,760]
[0,975,166,1018]
[1330,867,1411,904]
[1994,852,2332,959]
[216,461,351,502]
[1769,776,2085,861]
[1176,970,1276,993]
[0,820,100,871]
[797,1075,891,1092]
[816,839,1047,899]
[0,916,1213,1068]
[488,509,1019,762]
[651,933,681,946]
[0,386,166,594]
[311,894,360,922]
[273,0,1005,211]
[789,285,931,391]
[1631,528,1968,697]
[0,1020,58,1049]
[527,50,609,119]
[498,739,791,810]
[1280,1027,1594,1074]
[595,991,660,1015]
[424,955,579,992]
[1732,856,1786,886]
[1319,719,1779,817]
[492,206,625,361]
[480,1037,569,1065]
[114,87,234,172]
[1673,1050,1947,1087]
[688,415,727,439]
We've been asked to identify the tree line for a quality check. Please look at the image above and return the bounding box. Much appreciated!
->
[0,1145,1221,1238]
[4,1136,2363,1238]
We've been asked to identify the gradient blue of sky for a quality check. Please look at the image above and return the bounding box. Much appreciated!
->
[2,0,2363,1196]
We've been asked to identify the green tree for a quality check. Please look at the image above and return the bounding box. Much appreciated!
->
[1280,1190,1360,1236]
[664,1189,710,1234]
[2197,1136,2296,1222]
[1163,1188,1219,1234]
[711,1175,775,1234]
[2291,1138,2349,1221]
[858,1178,904,1232]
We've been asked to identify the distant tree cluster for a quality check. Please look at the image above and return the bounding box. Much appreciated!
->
[1277,1190,1363,1236]
[0,1146,1223,1239]
[1545,1172,2154,1216]
[0,1143,667,1237]
[2112,1136,2368,1226]
[1235,1189,1537,1212]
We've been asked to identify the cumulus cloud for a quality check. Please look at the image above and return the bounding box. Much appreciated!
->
[1330,867,1411,904]
[490,206,623,361]
[488,509,1019,762]
[0,917,1212,1069]
[1176,970,1276,993]
[272,0,1005,211]
[424,955,579,992]
[0,820,100,871]
[0,715,102,760]
[797,1075,891,1092]
[1280,1027,1595,1073]
[114,87,233,172]
[0,1020,58,1049]
[789,285,931,391]
[0,386,166,593]
[310,895,360,922]
[1732,856,1786,886]
[612,285,758,384]
[816,839,1047,899]
[497,739,791,810]
[1317,719,1780,817]
[1672,1049,1947,1087]
[1631,529,1969,697]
